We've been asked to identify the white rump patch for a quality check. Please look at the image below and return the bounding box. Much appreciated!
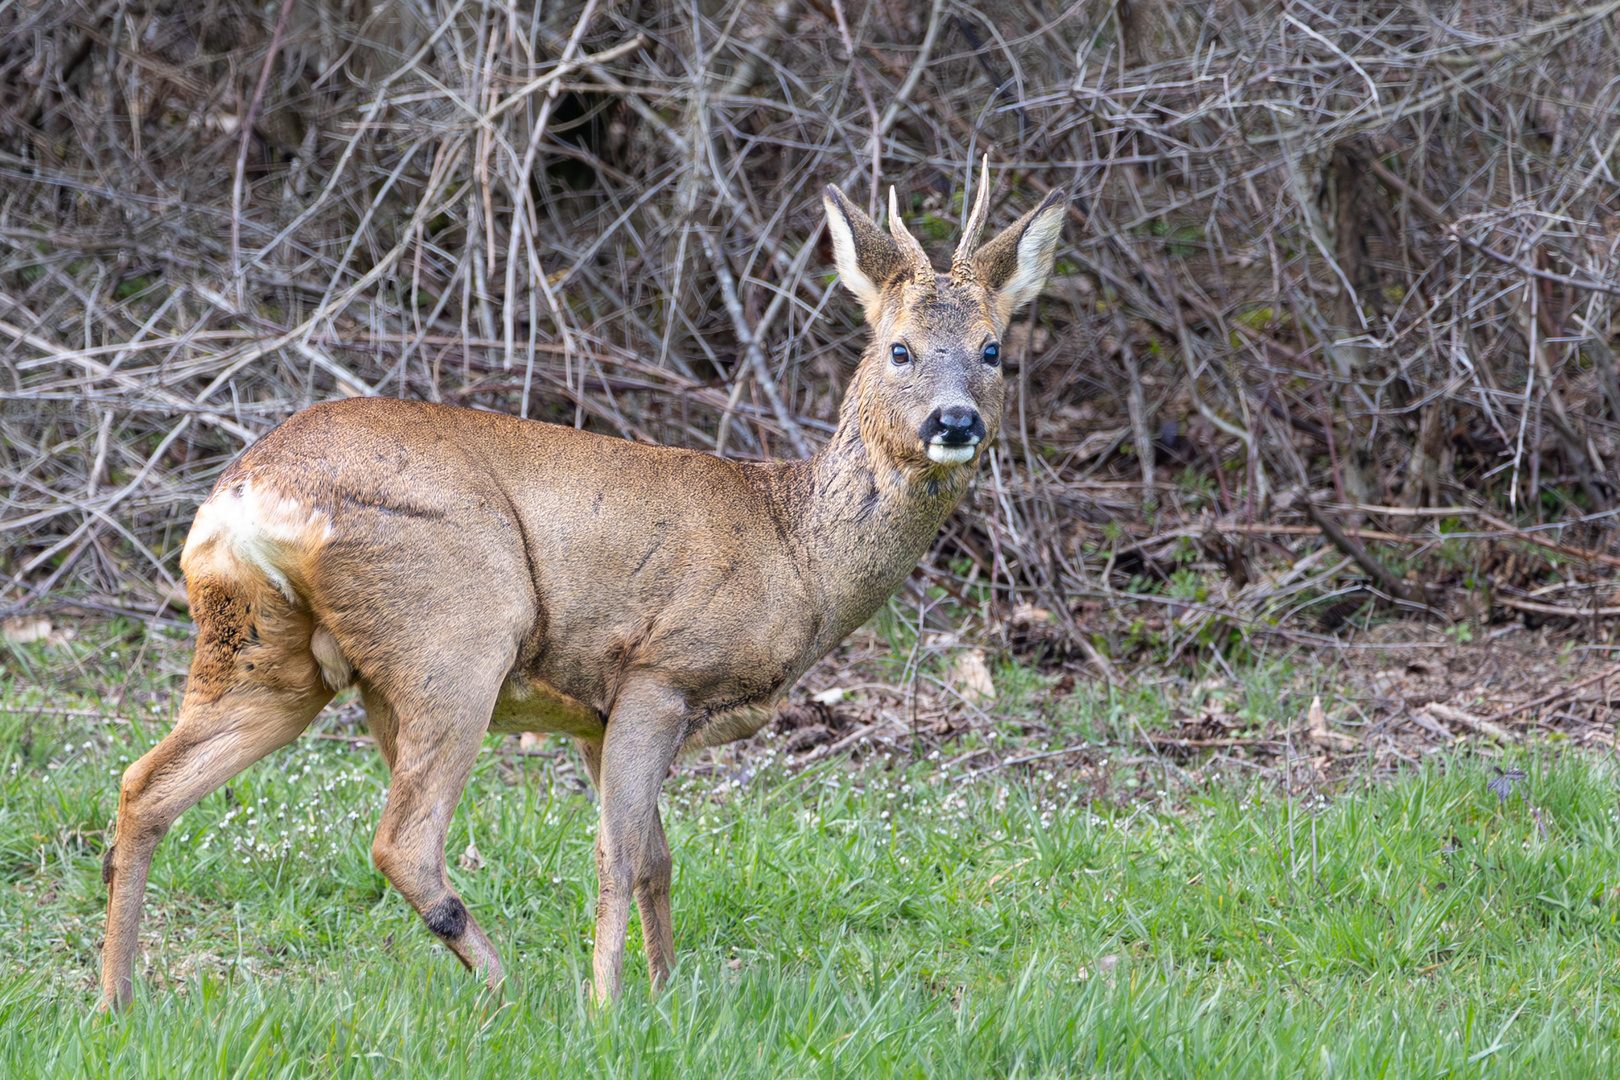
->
[926,443,977,465]
[185,476,331,602]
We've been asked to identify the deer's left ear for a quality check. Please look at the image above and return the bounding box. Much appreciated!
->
[971,190,1068,324]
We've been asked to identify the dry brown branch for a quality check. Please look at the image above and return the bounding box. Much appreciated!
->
[1485,663,1620,722]
[1300,496,1426,608]
[1420,703,1518,743]
[0,0,1617,677]
[229,0,297,305]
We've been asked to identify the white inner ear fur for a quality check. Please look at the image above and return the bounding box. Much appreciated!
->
[822,195,882,315]
[1000,205,1066,314]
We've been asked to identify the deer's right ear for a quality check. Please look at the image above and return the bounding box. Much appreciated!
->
[823,185,911,319]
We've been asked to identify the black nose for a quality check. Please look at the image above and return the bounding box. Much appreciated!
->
[919,405,985,446]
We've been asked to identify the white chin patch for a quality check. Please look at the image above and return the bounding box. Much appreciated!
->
[926,443,977,465]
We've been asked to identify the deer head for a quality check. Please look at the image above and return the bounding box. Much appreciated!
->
[821,162,1067,480]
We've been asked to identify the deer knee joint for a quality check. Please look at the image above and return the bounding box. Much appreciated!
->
[639,846,672,892]
[598,851,634,897]
[423,896,468,939]
[370,835,398,879]
[116,753,158,806]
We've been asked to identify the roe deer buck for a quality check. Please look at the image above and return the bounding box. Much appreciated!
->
[100,161,1066,1008]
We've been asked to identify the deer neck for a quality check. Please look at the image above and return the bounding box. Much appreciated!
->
[772,396,976,647]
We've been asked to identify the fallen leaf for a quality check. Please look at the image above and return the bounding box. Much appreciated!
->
[1077,953,1124,983]
[950,649,996,706]
[985,856,1034,890]
[1305,695,1357,751]
[2,616,75,646]
[457,842,484,872]
[1011,603,1054,625]
[1423,702,1518,743]
[518,732,544,752]
[2,616,51,644]
[811,687,847,706]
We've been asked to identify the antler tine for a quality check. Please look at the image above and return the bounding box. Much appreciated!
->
[887,185,935,288]
[950,155,992,285]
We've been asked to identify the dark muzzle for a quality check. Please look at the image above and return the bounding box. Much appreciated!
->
[919,405,985,464]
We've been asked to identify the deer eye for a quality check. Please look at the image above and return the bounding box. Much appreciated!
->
[890,343,911,365]
[982,342,1000,366]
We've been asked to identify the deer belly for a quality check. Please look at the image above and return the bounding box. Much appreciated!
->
[489,674,604,737]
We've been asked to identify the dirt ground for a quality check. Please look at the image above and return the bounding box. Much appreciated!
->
[12,602,1616,801]
[720,615,1620,795]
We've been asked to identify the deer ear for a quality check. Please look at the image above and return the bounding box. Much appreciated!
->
[970,190,1068,323]
[823,185,916,318]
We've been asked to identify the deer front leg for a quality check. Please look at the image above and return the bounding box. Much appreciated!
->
[588,681,684,1003]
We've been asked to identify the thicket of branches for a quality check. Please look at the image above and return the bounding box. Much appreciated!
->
[3,0,1619,663]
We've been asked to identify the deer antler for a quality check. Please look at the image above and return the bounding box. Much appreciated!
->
[950,155,992,286]
[887,186,935,288]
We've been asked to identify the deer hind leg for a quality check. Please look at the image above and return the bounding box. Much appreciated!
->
[631,806,675,992]
[589,679,685,1003]
[366,664,511,987]
[101,579,331,1009]
[359,683,399,772]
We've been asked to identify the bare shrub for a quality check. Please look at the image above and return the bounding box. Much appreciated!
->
[2,0,1617,659]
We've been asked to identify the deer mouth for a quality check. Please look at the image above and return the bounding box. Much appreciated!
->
[925,438,979,465]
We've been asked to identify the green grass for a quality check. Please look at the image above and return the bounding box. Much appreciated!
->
[3,632,1620,1076]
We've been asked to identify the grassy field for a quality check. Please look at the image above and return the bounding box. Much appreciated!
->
[3,625,1620,1077]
